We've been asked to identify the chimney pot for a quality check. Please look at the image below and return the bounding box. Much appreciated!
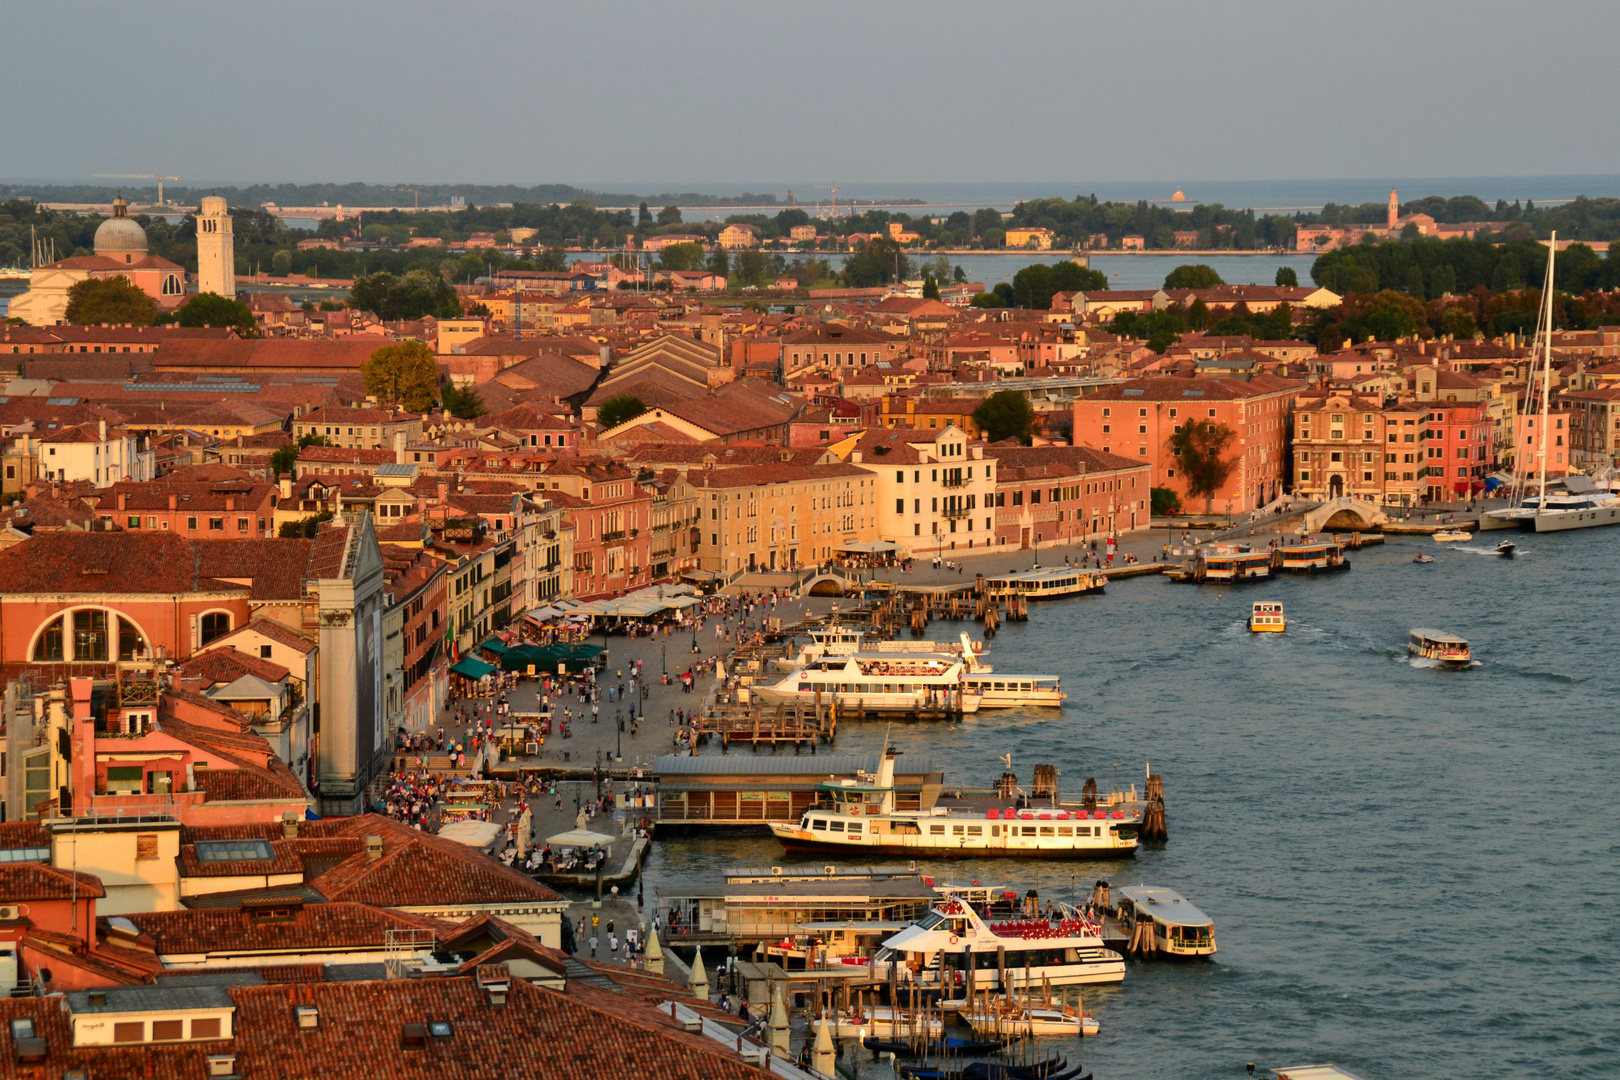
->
[365,834,383,862]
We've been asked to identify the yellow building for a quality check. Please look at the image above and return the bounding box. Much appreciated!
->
[717,224,761,250]
[689,462,877,573]
[1005,226,1055,250]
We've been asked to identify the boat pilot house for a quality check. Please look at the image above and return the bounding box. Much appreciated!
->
[651,753,944,829]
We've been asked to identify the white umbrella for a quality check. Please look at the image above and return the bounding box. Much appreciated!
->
[545,828,616,848]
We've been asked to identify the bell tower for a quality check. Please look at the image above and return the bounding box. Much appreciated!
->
[1387,188,1399,232]
[197,195,236,299]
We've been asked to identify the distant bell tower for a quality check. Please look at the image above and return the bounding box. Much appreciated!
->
[1387,188,1399,232]
[197,195,236,299]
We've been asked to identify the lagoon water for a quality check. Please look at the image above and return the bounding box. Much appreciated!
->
[645,532,1620,1079]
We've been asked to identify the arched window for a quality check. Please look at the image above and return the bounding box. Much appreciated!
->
[163,275,182,296]
[200,612,232,646]
[118,617,148,661]
[33,616,65,662]
[72,610,109,661]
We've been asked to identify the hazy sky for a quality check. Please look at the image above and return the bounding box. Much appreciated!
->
[6,0,1619,190]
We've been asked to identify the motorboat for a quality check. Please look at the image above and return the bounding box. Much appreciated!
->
[982,568,1106,599]
[816,1006,943,1040]
[773,628,990,674]
[963,1001,1099,1038]
[1408,628,1471,668]
[1274,542,1349,574]
[1432,530,1471,542]
[1248,601,1285,633]
[1494,540,1517,557]
[1412,553,1436,564]
[771,750,1142,859]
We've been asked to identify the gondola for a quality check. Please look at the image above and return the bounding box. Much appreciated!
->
[866,1035,1013,1057]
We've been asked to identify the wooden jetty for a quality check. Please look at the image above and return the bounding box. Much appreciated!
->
[694,699,835,748]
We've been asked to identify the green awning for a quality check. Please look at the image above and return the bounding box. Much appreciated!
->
[450,657,497,679]
[479,638,512,655]
[498,643,605,673]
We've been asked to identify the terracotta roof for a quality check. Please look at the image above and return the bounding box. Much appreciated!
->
[125,902,448,957]
[0,862,106,901]
[1084,374,1302,401]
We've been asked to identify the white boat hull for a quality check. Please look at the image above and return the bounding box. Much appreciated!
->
[818,1012,944,1039]
[771,816,1139,858]
[1532,505,1620,531]
[751,687,982,715]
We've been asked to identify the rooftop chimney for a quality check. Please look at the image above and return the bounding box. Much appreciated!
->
[281,810,300,840]
[365,834,383,862]
[168,493,177,510]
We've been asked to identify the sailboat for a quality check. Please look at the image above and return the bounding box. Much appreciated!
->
[1480,233,1620,533]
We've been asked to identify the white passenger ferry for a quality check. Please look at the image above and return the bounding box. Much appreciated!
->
[769,749,1141,858]
[1408,628,1471,668]
[962,673,1066,708]
[1112,885,1217,958]
[751,653,982,715]
[872,898,1127,989]
[774,628,990,673]
[983,567,1106,599]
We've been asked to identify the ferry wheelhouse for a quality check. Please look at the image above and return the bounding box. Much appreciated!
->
[1275,542,1349,573]
[1112,885,1216,958]
[1248,602,1285,633]
[983,568,1106,600]
[769,750,1141,859]
[962,674,1066,708]
[752,653,981,715]
[1408,628,1471,668]
[872,899,1127,989]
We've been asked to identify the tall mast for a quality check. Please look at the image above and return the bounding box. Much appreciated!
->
[1535,233,1557,511]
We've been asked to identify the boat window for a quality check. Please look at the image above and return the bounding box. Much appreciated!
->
[829,820,845,832]
[812,819,828,831]
[1058,827,1072,837]
[951,825,964,835]
[989,825,1000,837]
[846,822,862,834]
[1022,826,1038,837]
[928,824,945,835]
[1039,827,1054,837]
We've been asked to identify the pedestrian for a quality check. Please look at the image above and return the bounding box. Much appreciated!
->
[609,934,619,959]
[588,934,598,958]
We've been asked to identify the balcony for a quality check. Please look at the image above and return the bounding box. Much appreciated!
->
[942,504,972,520]
[940,473,967,488]
[601,530,626,542]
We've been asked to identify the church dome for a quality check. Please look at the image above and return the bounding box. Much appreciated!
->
[94,196,149,256]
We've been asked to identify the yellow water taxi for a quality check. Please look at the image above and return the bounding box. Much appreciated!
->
[1249,601,1286,633]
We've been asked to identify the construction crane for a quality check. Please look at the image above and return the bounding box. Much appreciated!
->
[812,182,838,218]
[92,174,181,207]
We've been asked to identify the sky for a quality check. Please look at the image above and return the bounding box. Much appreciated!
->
[6,0,1620,193]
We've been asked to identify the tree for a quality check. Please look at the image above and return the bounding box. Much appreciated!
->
[1168,419,1238,512]
[706,248,731,279]
[657,205,683,226]
[732,250,772,288]
[1275,266,1299,288]
[972,208,1003,239]
[922,275,941,301]
[270,249,292,276]
[1008,261,1108,309]
[658,242,706,272]
[269,433,328,477]
[279,509,334,539]
[637,202,652,227]
[173,292,258,337]
[1186,297,1210,331]
[535,246,568,272]
[1437,306,1479,340]
[441,382,487,419]
[1163,264,1225,290]
[597,394,646,429]
[349,270,462,320]
[64,276,156,326]
[361,341,440,412]
[1151,486,1183,516]
[841,237,910,288]
[972,390,1036,445]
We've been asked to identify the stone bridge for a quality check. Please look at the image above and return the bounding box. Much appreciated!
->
[1302,497,1389,534]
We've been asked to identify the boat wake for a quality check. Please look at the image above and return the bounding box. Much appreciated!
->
[1452,545,1528,557]
[1407,656,1481,670]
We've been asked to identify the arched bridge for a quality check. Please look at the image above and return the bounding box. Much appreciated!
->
[1302,497,1388,534]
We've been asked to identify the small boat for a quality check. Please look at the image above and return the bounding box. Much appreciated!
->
[1408,628,1471,668]
[964,1002,1099,1038]
[818,1006,944,1039]
[1494,540,1517,557]
[1433,530,1472,542]
[1412,553,1436,564]
[1248,601,1285,633]
[862,1035,1011,1057]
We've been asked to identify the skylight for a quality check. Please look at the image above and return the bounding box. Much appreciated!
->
[195,839,275,862]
